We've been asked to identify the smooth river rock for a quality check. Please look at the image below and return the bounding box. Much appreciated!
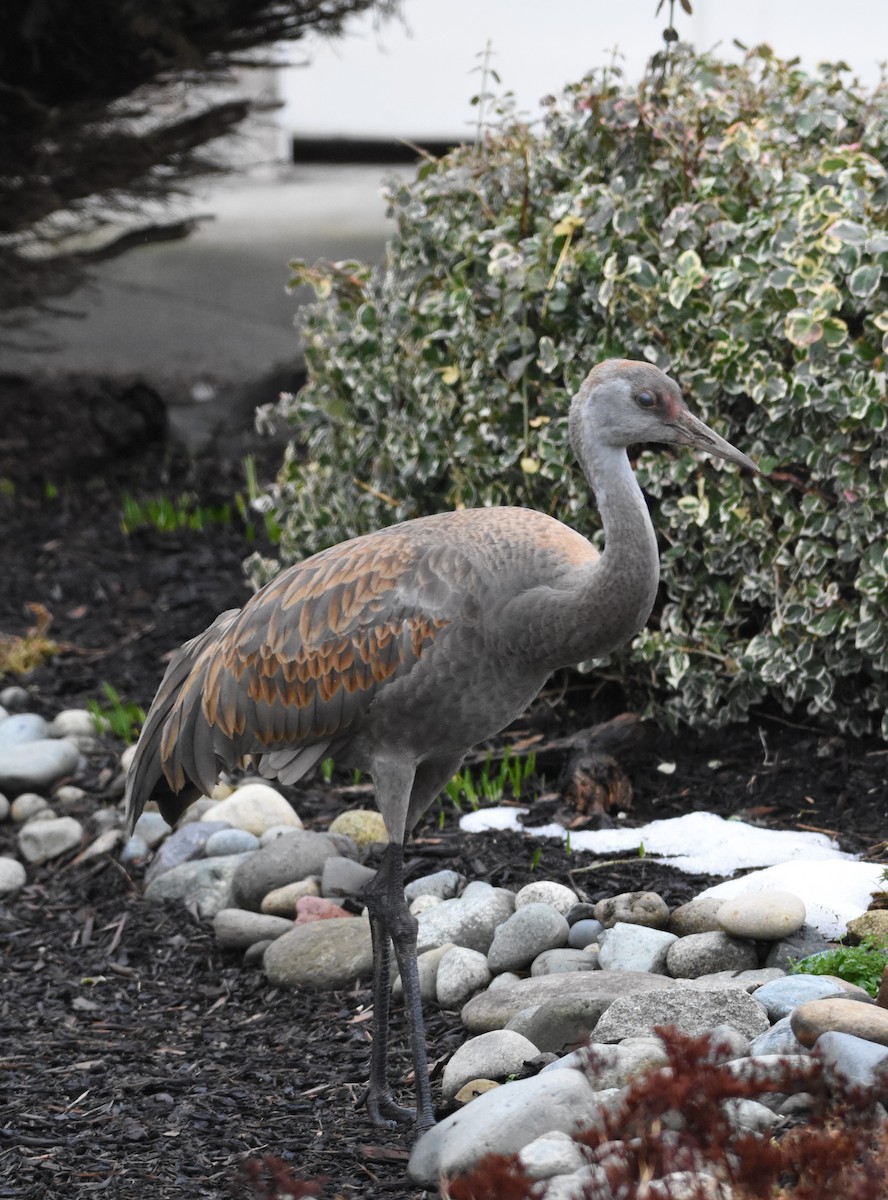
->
[263,915,373,989]
[460,970,675,1034]
[790,998,888,1048]
[717,889,807,940]
[0,739,80,793]
[231,830,356,911]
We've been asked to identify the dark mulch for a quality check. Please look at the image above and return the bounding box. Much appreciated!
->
[1,377,887,1198]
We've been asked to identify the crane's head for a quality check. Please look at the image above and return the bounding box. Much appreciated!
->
[571,359,758,472]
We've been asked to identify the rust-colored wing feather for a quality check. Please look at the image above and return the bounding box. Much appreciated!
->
[125,527,462,829]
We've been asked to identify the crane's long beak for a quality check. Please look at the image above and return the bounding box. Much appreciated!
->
[669,408,759,474]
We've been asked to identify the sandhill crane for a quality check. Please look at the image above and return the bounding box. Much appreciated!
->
[125,359,757,1132]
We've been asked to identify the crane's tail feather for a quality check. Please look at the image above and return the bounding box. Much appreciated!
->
[257,742,332,786]
[124,609,240,833]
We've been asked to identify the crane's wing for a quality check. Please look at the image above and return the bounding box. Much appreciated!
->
[125,528,468,829]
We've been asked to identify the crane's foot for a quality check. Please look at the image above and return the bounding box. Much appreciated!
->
[362,1087,436,1133]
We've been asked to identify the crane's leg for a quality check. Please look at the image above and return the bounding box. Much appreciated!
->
[363,841,434,1130]
[362,756,461,1132]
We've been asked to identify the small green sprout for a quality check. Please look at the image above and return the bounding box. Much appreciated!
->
[87,682,145,744]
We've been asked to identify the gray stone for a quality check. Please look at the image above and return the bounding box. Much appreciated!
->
[212,908,294,949]
[748,1015,810,1056]
[0,738,80,793]
[0,856,27,898]
[594,890,670,929]
[506,994,608,1053]
[144,821,231,882]
[567,918,604,948]
[263,916,373,989]
[514,880,578,915]
[231,830,352,911]
[320,854,376,898]
[753,974,859,1021]
[0,713,49,748]
[598,921,677,974]
[668,897,725,936]
[646,1172,731,1200]
[723,1096,779,1132]
[441,1029,541,1102]
[717,889,806,941]
[0,793,9,821]
[549,1036,669,1088]
[487,903,569,973]
[407,1067,597,1186]
[122,834,153,865]
[18,816,83,863]
[530,949,599,976]
[685,967,785,992]
[416,882,515,956]
[404,868,464,903]
[436,946,492,1009]
[144,853,248,918]
[816,1030,888,1091]
[665,931,758,978]
[204,828,261,857]
[0,686,30,711]
[461,970,675,1034]
[764,923,832,971]
[591,986,770,1043]
[393,943,455,1002]
[724,1053,815,1091]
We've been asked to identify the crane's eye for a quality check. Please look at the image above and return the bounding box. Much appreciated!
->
[636,390,657,409]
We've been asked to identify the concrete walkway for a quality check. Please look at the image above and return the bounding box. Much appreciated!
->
[3,165,402,381]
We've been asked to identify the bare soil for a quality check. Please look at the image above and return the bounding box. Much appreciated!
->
[1,377,886,1198]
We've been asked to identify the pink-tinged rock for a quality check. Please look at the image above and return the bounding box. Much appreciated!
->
[790,998,888,1048]
[295,895,353,924]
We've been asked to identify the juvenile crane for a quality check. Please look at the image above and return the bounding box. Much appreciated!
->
[125,359,756,1132]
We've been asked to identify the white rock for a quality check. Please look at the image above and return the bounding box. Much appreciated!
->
[0,738,80,793]
[717,889,806,940]
[0,856,27,898]
[0,713,48,748]
[518,1129,586,1180]
[700,860,885,941]
[409,893,443,917]
[260,877,322,916]
[201,782,303,836]
[408,1068,597,1185]
[119,743,139,774]
[515,880,578,916]
[10,793,53,823]
[133,811,172,849]
[18,816,83,864]
[204,828,261,857]
[50,709,99,738]
[54,785,86,807]
[598,921,678,974]
[436,945,492,1009]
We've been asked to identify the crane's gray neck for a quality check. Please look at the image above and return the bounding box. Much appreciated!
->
[556,415,660,665]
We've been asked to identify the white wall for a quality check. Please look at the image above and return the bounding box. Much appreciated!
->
[279,0,888,140]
